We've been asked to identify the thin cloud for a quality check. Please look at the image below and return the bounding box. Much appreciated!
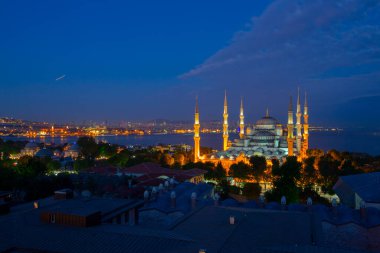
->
[180,0,380,79]
[178,0,380,127]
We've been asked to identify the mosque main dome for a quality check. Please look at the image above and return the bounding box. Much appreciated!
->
[255,116,278,127]
[255,109,278,129]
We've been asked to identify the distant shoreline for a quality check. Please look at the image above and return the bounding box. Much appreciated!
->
[2,131,380,156]
[0,127,344,138]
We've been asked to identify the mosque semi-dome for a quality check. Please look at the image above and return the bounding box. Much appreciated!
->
[25,142,39,149]
[35,148,54,158]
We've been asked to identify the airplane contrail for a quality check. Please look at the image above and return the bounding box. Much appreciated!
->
[55,75,66,81]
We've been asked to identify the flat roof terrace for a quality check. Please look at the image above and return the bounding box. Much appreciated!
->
[43,198,142,217]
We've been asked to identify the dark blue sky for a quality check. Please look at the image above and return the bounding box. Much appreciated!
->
[1,0,380,128]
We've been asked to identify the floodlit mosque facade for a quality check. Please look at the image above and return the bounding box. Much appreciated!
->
[193,90,309,169]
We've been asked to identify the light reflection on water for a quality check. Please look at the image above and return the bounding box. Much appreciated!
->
[2,131,380,155]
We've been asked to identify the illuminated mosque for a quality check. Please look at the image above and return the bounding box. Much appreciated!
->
[193,90,309,168]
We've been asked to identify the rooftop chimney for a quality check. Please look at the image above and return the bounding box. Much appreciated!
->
[281,196,287,210]
[191,192,197,209]
[259,195,265,208]
[307,197,313,212]
[214,193,220,206]
[171,191,176,208]
[229,216,235,225]
[144,190,149,206]
[151,187,157,200]
[360,200,366,220]
[170,178,175,189]
[331,198,338,217]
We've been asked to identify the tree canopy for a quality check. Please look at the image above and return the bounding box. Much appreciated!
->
[250,155,267,182]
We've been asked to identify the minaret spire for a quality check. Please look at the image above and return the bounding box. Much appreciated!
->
[287,96,294,156]
[223,91,229,151]
[266,108,269,117]
[195,96,199,114]
[302,92,309,157]
[240,97,244,115]
[224,90,228,114]
[297,87,301,113]
[239,97,245,139]
[288,96,293,112]
[304,91,308,115]
[296,87,302,154]
[194,96,200,162]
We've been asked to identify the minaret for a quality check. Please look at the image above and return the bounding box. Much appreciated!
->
[223,91,229,151]
[194,97,201,162]
[287,96,295,156]
[239,97,245,139]
[303,92,309,156]
[296,88,302,154]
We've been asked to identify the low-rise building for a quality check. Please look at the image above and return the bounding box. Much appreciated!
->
[122,162,206,184]
[1,186,380,252]
[64,143,80,159]
[40,196,143,227]
[20,142,40,157]
[333,172,380,209]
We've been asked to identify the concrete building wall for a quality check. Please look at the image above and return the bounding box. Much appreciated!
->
[40,211,101,227]
[333,180,356,208]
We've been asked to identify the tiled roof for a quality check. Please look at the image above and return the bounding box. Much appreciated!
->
[172,206,314,253]
[42,198,142,217]
[123,163,206,185]
[1,195,376,253]
[123,163,169,174]
[87,166,118,175]
[86,163,206,185]
[0,218,199,253]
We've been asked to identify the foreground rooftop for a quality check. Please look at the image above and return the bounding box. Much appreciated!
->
[0,195,374,253]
